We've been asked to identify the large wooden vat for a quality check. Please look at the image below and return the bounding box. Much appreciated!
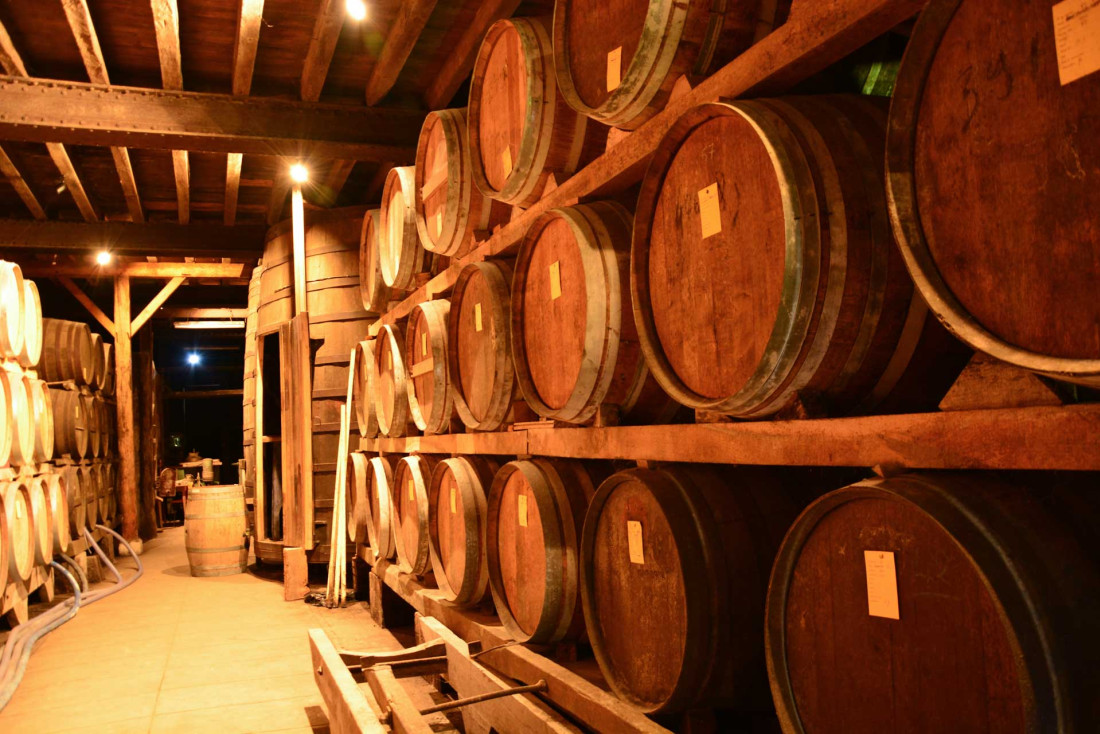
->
[39,319,94,385]
[632,96,969,418]
[364,455,398,562]
[380,167,425,291]
[428,457,499,607]
[374,324,414,438]
[391,455,436,577]
[512,201,678,425]
[448,261,521,432]
[414,108,511,256]
[2,370,33,466]
[767,472,1100,733]
[405,300,454,435]
[17,279,41,369]
[581,465,818,714]
[487,458,603,643]
[1,480,35,586]
[468,17,608,208]
[185,485,248,577]
[0,261,23,359]
[886,0,1100,386]
[553,0,787,129]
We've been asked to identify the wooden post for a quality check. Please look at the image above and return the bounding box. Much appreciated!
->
[291,181,307,315]
[114,274,140,544]
[136,327,158,540]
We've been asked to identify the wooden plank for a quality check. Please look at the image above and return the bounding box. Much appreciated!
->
[292,184,307,314]
[23,261,248,279]
[232,0,265,96]
[156,307,248,319]
[309,628,388,734]
[165,389,245,399]
[365,666,434,734]
[172,150,190,224]
[365,0,439,106]
[301,0,345,102]
[376,0,927,331]
[0,144,46,219]
[225,152,243,225]
[0,220,263,256]
[0,77,423,161]
[423,0,521,110]
[284,546,310,601]
[281,314,314,548]
[56,276,116,337]
[150,0,191,226]
[130,275,185,335]
[109,146,145,223]
[360,431,528,456]
[114,275,139,541]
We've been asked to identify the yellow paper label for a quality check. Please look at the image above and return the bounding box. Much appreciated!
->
[502,147,512,176]
[386,350,392,369]
[864,550,900,620]
[450,486,456,514]
[407,479,414,502]
[1053,0,1100,85]
[627,520,644,565]
[518,493,528,527]
[421,332,427,356]
[607,47,622,91]
[549,261,562,300]
[16,501,25,519]
[698,183,722,239]
[435,211,443,236]
[474,302,483,332]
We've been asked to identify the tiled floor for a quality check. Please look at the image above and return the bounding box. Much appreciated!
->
[1,526,400,733]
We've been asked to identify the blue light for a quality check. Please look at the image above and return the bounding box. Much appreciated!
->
[187,352,201,366]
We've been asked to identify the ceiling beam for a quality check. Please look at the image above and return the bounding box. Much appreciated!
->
[0,219,264,255]
[171,150,190,224]
[62,0,145,223]
[22,261,249,279]
[131,275,185,334]
[0,145,46,219]
[365,0,438,106]
[0,76,422,161]
[423,0,521,110]
[227,0,265,226]
[151,0,189,225]
[267,175,291,226]
[155,307,248,319]
[301,0,345,103]
[224,152,244,225]
[314,159,355,207]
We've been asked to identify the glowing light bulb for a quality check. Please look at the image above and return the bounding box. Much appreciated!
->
[187,352,201,366]
[289,162,309,183]
[95,251,112,266]
[346,0,367,21]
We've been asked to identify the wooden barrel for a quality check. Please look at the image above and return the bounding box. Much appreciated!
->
[448,261,521,432]
[359,209,396,313]
[82,394,102,459]
[60,466,85,539]
[581,465,820,713]
[0,260,24,359]
[632,96,970,418]
[428,457,499,606]
[51,388,89,459]
[487,458,603,643]
[405,300,454,435]
[42,473,70,555]
[468,17,608,207]
[348,452,370,543]
[89,333,107,391]
[26,475,53,566]
[28,378,54,463]
[80,464,98,528]
[767,472,1100,733]
[391,455,436,577]
[513,201,678,425]
[0,372,9,467]
[17,278,41,368]
[101,341,115,396]
[40,319,95,385]
[352,340,379,439]
[94,463,110,525]
[553,0,787,130]
[374,324,414,438]
[1,480,35,585]
[364,455,398,562]
[886,1,1100,386]
[185,484,248,577]
[414,108,511,256]
[379,167,425,291]
[1,370,33,466]
[0,496,7,590]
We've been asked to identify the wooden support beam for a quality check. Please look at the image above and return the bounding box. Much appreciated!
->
[171,149,190,224]
[130,276,184,335]
[62,0,145,223]
[423,0,521,110]
[314,159,355,207]
[224,153,243,226]
[155,307,248,319]
[56,276,116,337]
[364,0,438,106]
[226,0,264,226]
[0,219,264,255]
[0,145,46,219]
[24,261,247,279]
[0,77,422,161]
[166,389,245,399]
[292,183,307,315]
[309,628,388,734]
[301,0,345,103]
[151,0,189,225]
[114,275,139,542]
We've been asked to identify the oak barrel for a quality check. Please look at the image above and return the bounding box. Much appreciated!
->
[26,475,53,566]
[414,108,511,256]
[185,484,248,577]
[17,278,41,368]
[0,497,7,590]
[348,451,369,543]
[391,455,436,577]
[42,473,70,555]
[468,17,608,208]
[364,455,398,562]
[61,466,85,539]
[101,341,115,396]
[80,464,98,528]
[0,373,9,467]
[632,96,969,418]
[82,394,102,459]
[553,0,788,129]
[28,377,54,463]
[513,201,678,425]
[1,480,35,585]
[374,324,415,438]
[94,463,110,525]
[352,339,379,439]
[448,261,521,432]
[767,472,1100,733]
[39,319,95,385]
[50,388,89,459]
[0,260,23,359]
[428,456,499,607]
[487,458,603,643]
[2,370,33,466]
[359,209,395,313]
[379,166,425,291]
[405,300,454,435]
[89,333,107,391]
[886,0,1100,385]
[581,465,820,713]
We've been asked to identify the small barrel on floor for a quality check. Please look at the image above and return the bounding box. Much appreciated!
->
[185,484,248,577]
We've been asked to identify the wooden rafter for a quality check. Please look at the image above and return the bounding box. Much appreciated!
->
[156,307,248,319]
[315,159,355,207]
[0,219,263,255]
[267,175,291,226]
[151,0,189,224]
[224,153,244,225]
[365,0,439,106]
[0,145,46,220]
[25,261,247,279]
[131,275,185,335]
[62,0,145,223]
[301,0,345,103]
[423,0,521,110]
[55,276,116,336]
[226,0,265,226]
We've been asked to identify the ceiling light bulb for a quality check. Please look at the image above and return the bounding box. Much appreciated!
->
[346,0,367,21]
[289,162,309,183]
[95,251,112,266]
[187,352,201,366]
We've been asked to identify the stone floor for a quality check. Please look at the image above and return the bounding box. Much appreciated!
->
[0,526,399,733]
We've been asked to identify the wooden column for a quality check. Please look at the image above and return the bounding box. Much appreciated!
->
[136,326,158,540]
[291,181,307,315]
[114,274,139,543]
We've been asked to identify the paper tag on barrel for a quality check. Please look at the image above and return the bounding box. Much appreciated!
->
[518,493,528,527]
[474,302,483,332]
[607,47,622,91]
[408,479,415,502]
[627,520,644,565]
[502,147,513,177]
[1053,0,1100,85]
[549,261,562,300]
[864,550,900,620]
[698,183,722,239]
[450,486,456,514]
